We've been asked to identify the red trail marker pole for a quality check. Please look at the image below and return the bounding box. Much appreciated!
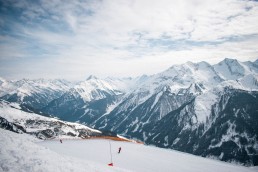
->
[108,140,113,166]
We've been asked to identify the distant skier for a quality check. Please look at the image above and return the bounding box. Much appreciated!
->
[60,139,62,143]
[118,147,121,154]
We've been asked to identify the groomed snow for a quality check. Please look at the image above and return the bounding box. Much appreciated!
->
[39,139,256,172]
[0,129,128,172]
[1,126,257,172]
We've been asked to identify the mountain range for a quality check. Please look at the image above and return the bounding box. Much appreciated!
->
[0,58,258,166]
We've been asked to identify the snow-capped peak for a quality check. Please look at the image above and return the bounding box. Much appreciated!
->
[86,75,98,80]
[145,61,222,92]
[73,77,123,102]
[213,58,245,80]
[254,59,258,65]
[0,78,72,108]
[213,58,258,82]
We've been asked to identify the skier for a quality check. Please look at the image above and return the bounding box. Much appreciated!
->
[118,147,121,154]
[60,139,62,143]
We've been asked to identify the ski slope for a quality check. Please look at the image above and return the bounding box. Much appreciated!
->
[0,129,128,172]
[1,127,257,172]
[39,139,257,172]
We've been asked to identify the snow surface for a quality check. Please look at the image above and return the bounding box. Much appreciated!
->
[39,139,256,172]
[239,74,258,90]
[194,90,219,123]
[0,101,53,122]
[0,100,100,134]
[0,129,128,172]
[73,76,124,102]
[0,78,71,98]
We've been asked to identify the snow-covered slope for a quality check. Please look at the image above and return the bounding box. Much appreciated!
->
[145,88,258,164]
[73,75,123,102]
[41,76,128,125]
[91,58,258,165]
[0,129,128,172]
[92,61,223,130]
[1,128,256,172]
[0,100,102,139]
[39,138,256,172]
[1,58,258,166]
[0,78,72,109]
[91,60,226,132]
[214,58,258,81]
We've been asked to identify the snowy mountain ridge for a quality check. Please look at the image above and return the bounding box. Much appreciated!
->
[0,100,103,139]
[214,58,258,81]
[73,76,124,102]
[0,78,72,96]
[90,58,258,166]
[1,58,257,108]
[0,78,73,109]
[1,58,258,166]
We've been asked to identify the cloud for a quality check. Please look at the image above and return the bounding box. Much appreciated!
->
[0,0,258,80]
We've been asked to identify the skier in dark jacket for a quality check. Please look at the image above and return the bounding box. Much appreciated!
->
[60,139,62,143]
[118,147,121,153]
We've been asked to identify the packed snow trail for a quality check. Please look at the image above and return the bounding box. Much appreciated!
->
[39,139,256,172]
[0,129,129,172]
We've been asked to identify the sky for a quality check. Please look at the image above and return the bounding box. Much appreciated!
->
[0,0,258,80]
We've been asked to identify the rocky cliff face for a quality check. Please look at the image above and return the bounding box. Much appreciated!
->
[145,89,258,165]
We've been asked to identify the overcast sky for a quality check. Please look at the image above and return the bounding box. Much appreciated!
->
[0,0,258,80]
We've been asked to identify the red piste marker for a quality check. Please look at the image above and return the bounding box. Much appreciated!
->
[108,140,113,166]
